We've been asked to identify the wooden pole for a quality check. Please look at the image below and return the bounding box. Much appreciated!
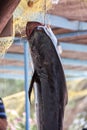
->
[0,0,20,34]
[0,17,13,37]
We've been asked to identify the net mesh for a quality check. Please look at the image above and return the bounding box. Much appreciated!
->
[13,0,52,36]
[0,37,13,58]
[0,0,52,56]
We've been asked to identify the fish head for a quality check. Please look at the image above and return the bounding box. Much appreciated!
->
[26,22,45,69]
[26,21,43,40]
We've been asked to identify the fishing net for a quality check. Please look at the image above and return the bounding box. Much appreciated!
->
[0,37,14,58]
[0,0,58,57]
[0,22,15,58]
[13,0,52,36]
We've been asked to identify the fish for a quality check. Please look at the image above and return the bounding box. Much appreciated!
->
[26,21,68,130]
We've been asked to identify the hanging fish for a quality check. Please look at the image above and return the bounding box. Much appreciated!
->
[26,21,68,130]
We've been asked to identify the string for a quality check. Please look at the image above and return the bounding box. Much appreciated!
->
[43,0,46,24]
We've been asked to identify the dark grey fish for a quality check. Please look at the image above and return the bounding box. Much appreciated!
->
[26,22,68,130]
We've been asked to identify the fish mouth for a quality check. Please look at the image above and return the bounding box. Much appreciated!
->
[26,21,43,39]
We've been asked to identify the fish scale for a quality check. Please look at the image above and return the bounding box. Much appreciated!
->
[26,22,68,130]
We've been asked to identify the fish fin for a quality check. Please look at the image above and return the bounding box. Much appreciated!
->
[29,70,40,102]
[29,71,36,101]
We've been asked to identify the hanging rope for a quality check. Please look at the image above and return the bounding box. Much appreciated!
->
[43,0,46,24]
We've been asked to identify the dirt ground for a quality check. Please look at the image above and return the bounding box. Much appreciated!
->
[64,97,87,130]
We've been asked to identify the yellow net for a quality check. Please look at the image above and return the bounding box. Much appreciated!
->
[0,0,52,56]
[0,37,14,58]
[13,0,52,36]
[0,20,15,58]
